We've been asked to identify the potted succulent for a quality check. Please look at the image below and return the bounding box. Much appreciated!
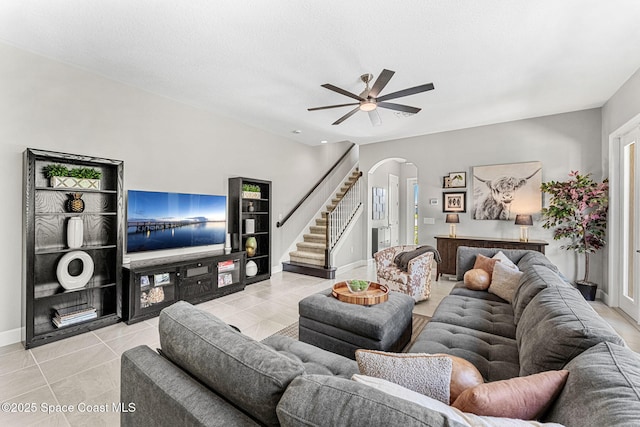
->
[242,183,261,199]
[43,164,102,190]
[540,171,609,300]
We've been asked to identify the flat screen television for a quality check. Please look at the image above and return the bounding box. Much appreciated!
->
[126,190,226,253]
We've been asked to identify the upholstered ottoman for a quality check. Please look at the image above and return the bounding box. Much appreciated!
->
[298,288,414,359]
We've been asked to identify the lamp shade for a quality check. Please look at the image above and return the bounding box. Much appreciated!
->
[514,214,533,226]
[446,214,460,224]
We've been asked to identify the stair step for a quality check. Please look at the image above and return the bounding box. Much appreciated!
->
[289,251,325,266]
[304,233,325,243]
[296,242,326,253]
[282,261,336,279]
[310,225,326,234]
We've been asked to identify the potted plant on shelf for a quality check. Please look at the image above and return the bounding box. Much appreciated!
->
[242,184,261,199]
[43,164,102,190]
[540,171,609,300]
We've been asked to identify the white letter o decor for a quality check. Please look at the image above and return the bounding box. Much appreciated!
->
[56,251,95,290]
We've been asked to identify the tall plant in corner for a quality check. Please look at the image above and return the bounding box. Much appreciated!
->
[540,171,609,285]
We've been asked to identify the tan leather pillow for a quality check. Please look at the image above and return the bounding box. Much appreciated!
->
[463,268,491,290]
[452,370,569,420]
[434,354,484,404]
[473,254,500,277]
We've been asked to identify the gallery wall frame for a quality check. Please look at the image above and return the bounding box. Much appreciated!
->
[443,191,467,213]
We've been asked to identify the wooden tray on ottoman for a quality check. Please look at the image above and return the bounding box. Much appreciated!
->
[332,281,389,305]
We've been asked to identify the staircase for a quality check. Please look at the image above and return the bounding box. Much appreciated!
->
[282,169,361,279]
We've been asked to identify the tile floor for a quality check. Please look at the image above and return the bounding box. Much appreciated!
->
[1,263,639,426]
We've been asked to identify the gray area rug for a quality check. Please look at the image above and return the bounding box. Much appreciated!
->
[267,313,430,352]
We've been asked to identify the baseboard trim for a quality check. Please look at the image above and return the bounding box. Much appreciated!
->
[0,327,23,347]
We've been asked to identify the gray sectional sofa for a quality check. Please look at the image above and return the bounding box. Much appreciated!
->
[121,247,640,426]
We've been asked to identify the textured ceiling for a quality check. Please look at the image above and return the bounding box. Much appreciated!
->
[1,1,640,146]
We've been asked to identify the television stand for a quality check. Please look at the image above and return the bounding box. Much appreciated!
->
[122,250,246,324]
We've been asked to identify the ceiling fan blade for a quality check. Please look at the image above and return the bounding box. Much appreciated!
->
[368,110,381,126]
[376,83,435,102]
[332,107,360,125]
[368,69,395,98]
[377,102,421,114]
[308,102,359,111]
[322,84,365,101]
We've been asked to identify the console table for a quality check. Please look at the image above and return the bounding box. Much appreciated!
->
[434,235,548,279]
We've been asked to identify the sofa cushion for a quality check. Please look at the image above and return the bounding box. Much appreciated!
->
[463,268,491,290]
[516,286,625,376]
[544,342,640,426]
[261,335,358,378]
[449,282,510,303]
[276,374,469,427]
[512,265,570,324]
[488,261,524,303]
[492,251,519,270]
[456,247,531,280]
[516,251,560,275]
[159,301,304,426]
[473,254,500,277]
[431,294,516,339]
[408,321,520,382]
[355,350,452,403]
[452,370,569,420]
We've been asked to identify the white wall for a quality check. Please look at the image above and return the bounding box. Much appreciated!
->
[360,109,603,286]
[0,42,354,344]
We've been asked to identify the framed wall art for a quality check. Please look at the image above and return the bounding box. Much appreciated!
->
[471,161,542,220]
[448,172,466,188]
[443,192,466,213]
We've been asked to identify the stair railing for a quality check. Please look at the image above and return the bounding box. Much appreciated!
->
[277,143,356,228]
[325,171,363,268]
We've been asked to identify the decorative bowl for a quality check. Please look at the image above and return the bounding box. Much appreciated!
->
[346,280,371,294]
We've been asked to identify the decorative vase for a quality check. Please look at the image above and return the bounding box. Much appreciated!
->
[248,201,255,212]
[67,217,83,248]
[245,237,257,257]
[66,192,85,213]
[246,260,258,277]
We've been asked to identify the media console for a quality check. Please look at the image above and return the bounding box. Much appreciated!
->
[122,250,246,324]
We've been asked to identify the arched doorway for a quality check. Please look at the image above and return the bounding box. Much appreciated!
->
[368,158,419,256]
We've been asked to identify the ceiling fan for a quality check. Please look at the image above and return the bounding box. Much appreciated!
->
[308,69,434,126]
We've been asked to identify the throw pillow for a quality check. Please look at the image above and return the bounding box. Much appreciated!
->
[473,254,500,277]
[451,370,569,420]
[353,375,566,427]
[492,251,519,270]
[488,261,524,303]
[355,350,452,404]
[463,268,491,291]
[433,353,484,404]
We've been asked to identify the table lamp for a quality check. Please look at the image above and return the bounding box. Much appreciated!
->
[446,214,459,238]
[515,214,533,242]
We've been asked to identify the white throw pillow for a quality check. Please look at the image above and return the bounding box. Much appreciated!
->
[492,251,519,270]
[355,350,452,404]
[489,261,524,303]
[352,375,565,427]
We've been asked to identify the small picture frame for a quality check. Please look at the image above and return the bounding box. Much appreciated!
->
[140,275,150,287]
[443,176,452,188]
[154,273,171,286]
[448,172,467,188]
[443,192,467,213]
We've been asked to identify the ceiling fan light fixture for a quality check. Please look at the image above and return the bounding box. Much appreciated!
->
[359,101,377,112]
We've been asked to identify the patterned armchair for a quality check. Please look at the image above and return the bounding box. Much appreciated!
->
[373,245,434,302]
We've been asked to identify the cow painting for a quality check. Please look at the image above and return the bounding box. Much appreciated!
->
[472,162,542,220]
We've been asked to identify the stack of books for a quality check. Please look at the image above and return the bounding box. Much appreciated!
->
[53,304,97,328]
